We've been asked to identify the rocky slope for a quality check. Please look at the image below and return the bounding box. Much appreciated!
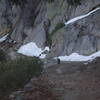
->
[0,0,100,57]
[10,57,100,100]
[0,0,100,100]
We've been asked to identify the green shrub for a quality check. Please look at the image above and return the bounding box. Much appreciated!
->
[46,22,65,46]
[0,57,43,99]
[0,49,6,62]
[46,0,54,3]
[51,22,65,36]
[67,0,81,5]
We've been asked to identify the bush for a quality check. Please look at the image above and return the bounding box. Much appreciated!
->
[47,0,54,3]
[51,22,65,35]
[0,49,6,62]
[46,22,65,46]
[0,57,43,99]
[67,0,81,5]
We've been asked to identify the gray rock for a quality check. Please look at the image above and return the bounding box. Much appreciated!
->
[0,0,100,57]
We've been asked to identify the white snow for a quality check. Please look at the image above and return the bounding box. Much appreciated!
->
[55,51,100,62]
[18,42,100,61]
[54,51,100,62]
[17,42,49,59]
[39,54,46,59]
[0,34,8,42]
[18,42,42,57]
[65,7,100,25]
[90,51,100,59]
[54,53,91,62]
[43,47,50,52]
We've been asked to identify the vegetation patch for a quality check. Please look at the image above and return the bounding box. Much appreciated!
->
[67,0,81,5]
[0,49,6,62]
[47,0,55,3]
[10,0,27,6]
[0,57,43,99]
[46,22,65,46]
[51,22,65,36]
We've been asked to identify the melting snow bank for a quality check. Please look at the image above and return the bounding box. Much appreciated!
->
[17,42,100,61]
[54,51,100,62]
[65,7,100,25]
[17,42,50,59]
[0,34,8,42]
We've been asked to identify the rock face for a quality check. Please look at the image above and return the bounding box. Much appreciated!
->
[0,0,100,56]
[0,0,12,35]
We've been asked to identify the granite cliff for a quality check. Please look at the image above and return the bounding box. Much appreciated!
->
[0,0,100,57]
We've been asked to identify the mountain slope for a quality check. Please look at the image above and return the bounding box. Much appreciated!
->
[0,0,100,57]
[11,57,100,100]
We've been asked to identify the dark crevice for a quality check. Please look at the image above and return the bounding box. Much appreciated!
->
[90,4,100,11]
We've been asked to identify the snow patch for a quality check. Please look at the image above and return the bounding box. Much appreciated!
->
[0,34,8,42]
[39,54,46,59]
[17,42,49,59]
[65,7,100,25]
[55,51,100,62]
[43,47,50,52]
